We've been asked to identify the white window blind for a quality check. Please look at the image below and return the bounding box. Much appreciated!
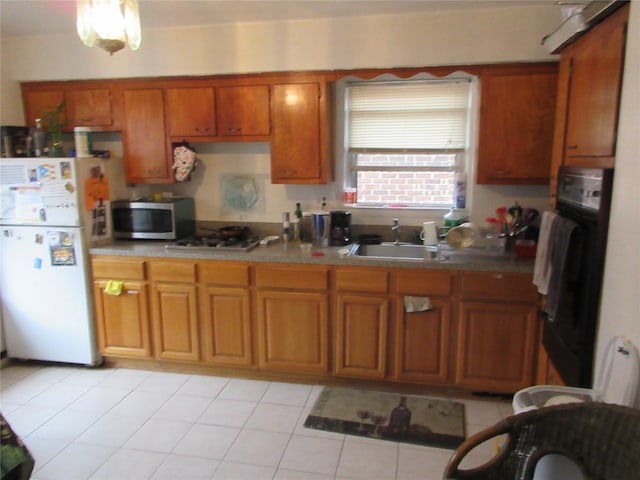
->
[348,80,471,152]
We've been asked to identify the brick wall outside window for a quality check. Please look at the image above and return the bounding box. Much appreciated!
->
[354,154,457,206]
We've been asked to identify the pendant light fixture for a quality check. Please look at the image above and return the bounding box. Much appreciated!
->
[76,0,142,55]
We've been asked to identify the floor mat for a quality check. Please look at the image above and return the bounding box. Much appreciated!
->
[304,386,466,449]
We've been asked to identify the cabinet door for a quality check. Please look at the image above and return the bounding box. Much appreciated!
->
[394,298,451,384]
[256,290,329,373]
[200,286,252,366]
[456,301,537,392]
[166,87,216,137]
[271,82,329,184]
[217,85,270,136]
[564,8,627,161]
[23,90,65,128]
[335,294,389,379]
[93,280,151,358]
[151,283,199,361]
[66,88,113,127]
[122,88,171,183]
[477,66,558,184]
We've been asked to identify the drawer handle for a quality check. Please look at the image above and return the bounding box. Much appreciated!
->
[495,170,512,175]
[227,127,242,133]
[491,274,504,280]
[195,127,210,132]
[79,117,95,122]
[567,145,579,150]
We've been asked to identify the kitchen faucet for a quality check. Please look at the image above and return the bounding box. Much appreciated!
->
[392,218,401,245]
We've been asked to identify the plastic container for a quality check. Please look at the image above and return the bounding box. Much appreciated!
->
[74,126,93,157]
[515,239,537,257]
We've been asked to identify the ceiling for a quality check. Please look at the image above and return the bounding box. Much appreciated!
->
[0,0,564,37]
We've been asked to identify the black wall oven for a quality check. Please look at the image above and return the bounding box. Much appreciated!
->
[542,166,614,387]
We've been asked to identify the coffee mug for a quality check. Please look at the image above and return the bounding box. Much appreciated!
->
[419,221,438,246]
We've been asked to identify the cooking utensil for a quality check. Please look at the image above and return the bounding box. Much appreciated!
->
[523,208,539,225]
[219,226,249,238]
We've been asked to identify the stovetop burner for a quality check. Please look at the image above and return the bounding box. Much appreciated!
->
[166,233,262,252]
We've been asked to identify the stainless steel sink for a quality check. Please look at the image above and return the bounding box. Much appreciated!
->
[348,242,513,262]
[349,242,439,260]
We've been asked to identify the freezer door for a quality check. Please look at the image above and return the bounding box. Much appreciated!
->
[0,157,81,226]
[0,225,100,365]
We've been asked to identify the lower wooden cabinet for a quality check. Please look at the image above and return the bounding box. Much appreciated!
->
[92,256,152,358]
[335,293,389,379]
[149,261,199,362]
[198,261,253,366]
[255,265,330,373]
[256,290,329,373]
[392,269,454,384]
[90,255,538,392]
[151,283,199,362]
[394,298,451,384]
[455,301,537,391]
[455,272,538,392]
[334,267,389,379]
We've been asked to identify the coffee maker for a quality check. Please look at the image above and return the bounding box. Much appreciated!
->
[330,210,352,246]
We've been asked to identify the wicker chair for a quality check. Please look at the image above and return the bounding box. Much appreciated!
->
[443,402,640,480]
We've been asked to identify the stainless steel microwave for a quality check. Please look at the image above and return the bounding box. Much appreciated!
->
[111,198,195,240]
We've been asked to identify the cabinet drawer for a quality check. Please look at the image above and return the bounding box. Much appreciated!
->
[149,261,196,283]
[393,270,453,296]
[92,257,145,280]
[198,262,250,286]
[459,272,536,303]
[255,265,328,290]
[335,268,388,293]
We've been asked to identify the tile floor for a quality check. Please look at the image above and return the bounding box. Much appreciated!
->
[0,364,513,480]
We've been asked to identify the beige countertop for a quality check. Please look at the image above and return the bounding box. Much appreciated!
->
[90,240,535,274]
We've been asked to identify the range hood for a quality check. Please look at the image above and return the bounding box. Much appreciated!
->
[542,0,628,53]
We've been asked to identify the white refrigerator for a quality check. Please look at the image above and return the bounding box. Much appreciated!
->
[0,156,123,365]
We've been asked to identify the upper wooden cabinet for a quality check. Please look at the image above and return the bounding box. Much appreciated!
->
[22,82,116,130]
[477,64,558,185]
[165,87,217,138]
[561,5,628,166]
[217,85,270,137]
[165,84,271,141]
[65,88,113,127]
[121,87,172,183]
[22,89,66,128]
[271,80,333,184]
